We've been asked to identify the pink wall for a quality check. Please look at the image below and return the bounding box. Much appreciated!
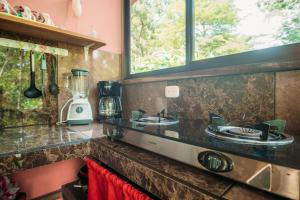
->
[7,1,122,198]
[8,0,122,54]
[13,158,85,199]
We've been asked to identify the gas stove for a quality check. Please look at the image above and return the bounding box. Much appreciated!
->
[205,112,294,146]
[103,116,300,199]
[205,125,294,145]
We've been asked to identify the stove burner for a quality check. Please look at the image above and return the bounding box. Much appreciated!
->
[206,126,294,146]
[226,127,262,137]
[207,112,294,146]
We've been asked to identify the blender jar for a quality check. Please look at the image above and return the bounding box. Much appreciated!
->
[65,68,89,98]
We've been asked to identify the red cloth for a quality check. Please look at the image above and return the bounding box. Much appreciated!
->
[86,158,152,200]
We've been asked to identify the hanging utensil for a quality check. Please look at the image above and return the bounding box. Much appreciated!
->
[40,54,47,97]
[24,51,42,98]
[0,49,9,78]
[17,50,25,109]
[49,55,59,96]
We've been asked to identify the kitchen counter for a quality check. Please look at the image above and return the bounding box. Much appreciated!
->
[104,119,300,169]
[0,123,105,175]
[89,138,285,200]
[97,120,290,199]
[0,122,285,199]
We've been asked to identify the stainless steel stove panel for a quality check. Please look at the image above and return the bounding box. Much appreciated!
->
[104,124,300,199]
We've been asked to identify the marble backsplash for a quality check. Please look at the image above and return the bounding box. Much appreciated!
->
[167,73,275,124]
[275,71,300,132]
[0,44,58,128]
[122,70,300,134]
[0,32,121,128]
[57,44,121,121]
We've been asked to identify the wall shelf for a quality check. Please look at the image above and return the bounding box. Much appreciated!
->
[0,13,106,50]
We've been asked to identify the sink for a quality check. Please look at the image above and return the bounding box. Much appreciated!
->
[130,116,179,125]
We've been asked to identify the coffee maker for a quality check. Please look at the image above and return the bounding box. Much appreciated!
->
[98,81,122,122]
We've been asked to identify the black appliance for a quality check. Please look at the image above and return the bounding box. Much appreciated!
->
[103,114,300,199]
[97,81,122,122]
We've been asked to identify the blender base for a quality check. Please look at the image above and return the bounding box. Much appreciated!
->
[66,99,93,125]
[67,119,92,125]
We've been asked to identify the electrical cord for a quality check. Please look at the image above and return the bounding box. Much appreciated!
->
[56,98,73,125]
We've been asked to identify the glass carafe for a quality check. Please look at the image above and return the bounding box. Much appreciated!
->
[64,69,89,98]
[99,97,122,116]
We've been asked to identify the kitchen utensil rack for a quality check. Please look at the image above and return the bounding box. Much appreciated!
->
[0,37,68,56]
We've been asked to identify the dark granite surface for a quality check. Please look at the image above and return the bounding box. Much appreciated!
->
[167,73,275,124]
[122,81,167,119]
[276,70,300,132]
[0,123,104,157]
[0,122,284,199]
[104,119,300,170]
[0,141,92,175]
[90,137,285,200]
[91,137,232,197]
[90,141,217,200]
[0,123,104,175]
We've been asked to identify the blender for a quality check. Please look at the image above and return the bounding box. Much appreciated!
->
[59,68,93,125]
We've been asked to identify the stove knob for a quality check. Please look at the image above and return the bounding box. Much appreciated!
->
[198,151,234,172]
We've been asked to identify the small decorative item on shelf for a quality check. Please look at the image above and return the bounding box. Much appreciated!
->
[0,0,16,15]
[31,10,44,23]
[14,5,34,20]
[40,12,54,26]
[0,0,10,13]
[31,11,54,26]
[0,1,56,26]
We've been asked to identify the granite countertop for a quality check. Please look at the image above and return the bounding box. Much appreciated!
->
[0,123,105,175]
[0,123,104,157]
[105,119,300,169]
[90,138,284,200]
[0,122,285,199]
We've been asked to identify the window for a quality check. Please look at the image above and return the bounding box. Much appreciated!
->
[129,0,185,74]
[194,0,300,60]
[125,0,300,77]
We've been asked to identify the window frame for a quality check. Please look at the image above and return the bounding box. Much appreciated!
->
[124,0,300,79]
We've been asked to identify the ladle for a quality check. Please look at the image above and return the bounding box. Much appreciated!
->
[24,51,42,98]
[49,55,59,96]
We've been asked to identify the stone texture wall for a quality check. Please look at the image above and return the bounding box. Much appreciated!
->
[167,73,275,124]
[122,81,167,119]
[275,71,300,132]
[122,70,300,135]
[0,31,121,127]
[57,43,121,121]
[0,32,58,128]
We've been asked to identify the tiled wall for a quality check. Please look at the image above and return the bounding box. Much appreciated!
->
[123,81,167,118]
[122,70,300,135]
[275,71,300,132]
[0,33,58,128]
[0,32,121,128]
[58,43,121,120]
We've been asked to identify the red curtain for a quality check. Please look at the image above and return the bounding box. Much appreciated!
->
[86,158,152,200]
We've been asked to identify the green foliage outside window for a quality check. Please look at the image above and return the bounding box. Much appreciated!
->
[131,0,185,74]
[130,0,300,74]
[194,0,252,60]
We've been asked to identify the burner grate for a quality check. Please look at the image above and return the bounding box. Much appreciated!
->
[226,127,262,137]
[205,126,294,146]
